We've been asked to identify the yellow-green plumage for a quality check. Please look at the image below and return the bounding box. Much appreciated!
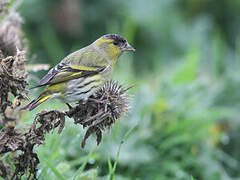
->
[22,34,135,111]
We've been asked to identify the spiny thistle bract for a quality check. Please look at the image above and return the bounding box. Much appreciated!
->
[66,80,132,148]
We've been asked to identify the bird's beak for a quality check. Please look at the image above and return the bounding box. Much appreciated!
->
[123,42,136,52]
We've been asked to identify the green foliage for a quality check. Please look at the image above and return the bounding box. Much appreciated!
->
[173,45,200,84]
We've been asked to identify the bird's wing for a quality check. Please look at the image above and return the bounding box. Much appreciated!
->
[31,63,105,89]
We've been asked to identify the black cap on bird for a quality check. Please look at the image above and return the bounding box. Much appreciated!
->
[103,34,135,52]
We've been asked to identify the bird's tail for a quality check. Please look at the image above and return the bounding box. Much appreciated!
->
[20,92,52,111]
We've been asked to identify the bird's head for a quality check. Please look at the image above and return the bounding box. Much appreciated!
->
[94,34,135,62]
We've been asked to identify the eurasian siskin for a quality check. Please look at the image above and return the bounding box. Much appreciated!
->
[22,34,135,111]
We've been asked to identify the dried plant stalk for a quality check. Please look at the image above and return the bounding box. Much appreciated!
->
[0,49,28,123]
[0,81,132,179]
[0,6,27,125]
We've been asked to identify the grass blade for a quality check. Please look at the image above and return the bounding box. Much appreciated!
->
[73,146,96,180]
[45,160,67,180]
[109,125,137,180]
[108,156,113,174]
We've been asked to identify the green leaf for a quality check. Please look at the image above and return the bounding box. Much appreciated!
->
[173,45,200,84]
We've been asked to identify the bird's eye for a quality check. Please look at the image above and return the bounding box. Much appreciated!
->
[113,41,119,46]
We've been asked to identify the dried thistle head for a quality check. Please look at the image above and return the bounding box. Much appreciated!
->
[0,12,23,56]
[94,80,132,124]
[0,49,28,123]
[0,124,24,153]
[0,5,27,124]
[66,81,132,148]
[30,110,66,144]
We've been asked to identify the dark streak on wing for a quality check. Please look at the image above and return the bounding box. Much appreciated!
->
[39,63,66,84]
[75,85,99,96]
[77,79,101,89]
[30,64,105,89]
[30,63,65,89]
[79,67,105,77]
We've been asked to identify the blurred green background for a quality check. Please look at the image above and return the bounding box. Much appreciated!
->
[18,0,240,179]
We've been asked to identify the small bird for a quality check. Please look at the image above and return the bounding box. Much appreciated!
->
[22,34,135,111]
